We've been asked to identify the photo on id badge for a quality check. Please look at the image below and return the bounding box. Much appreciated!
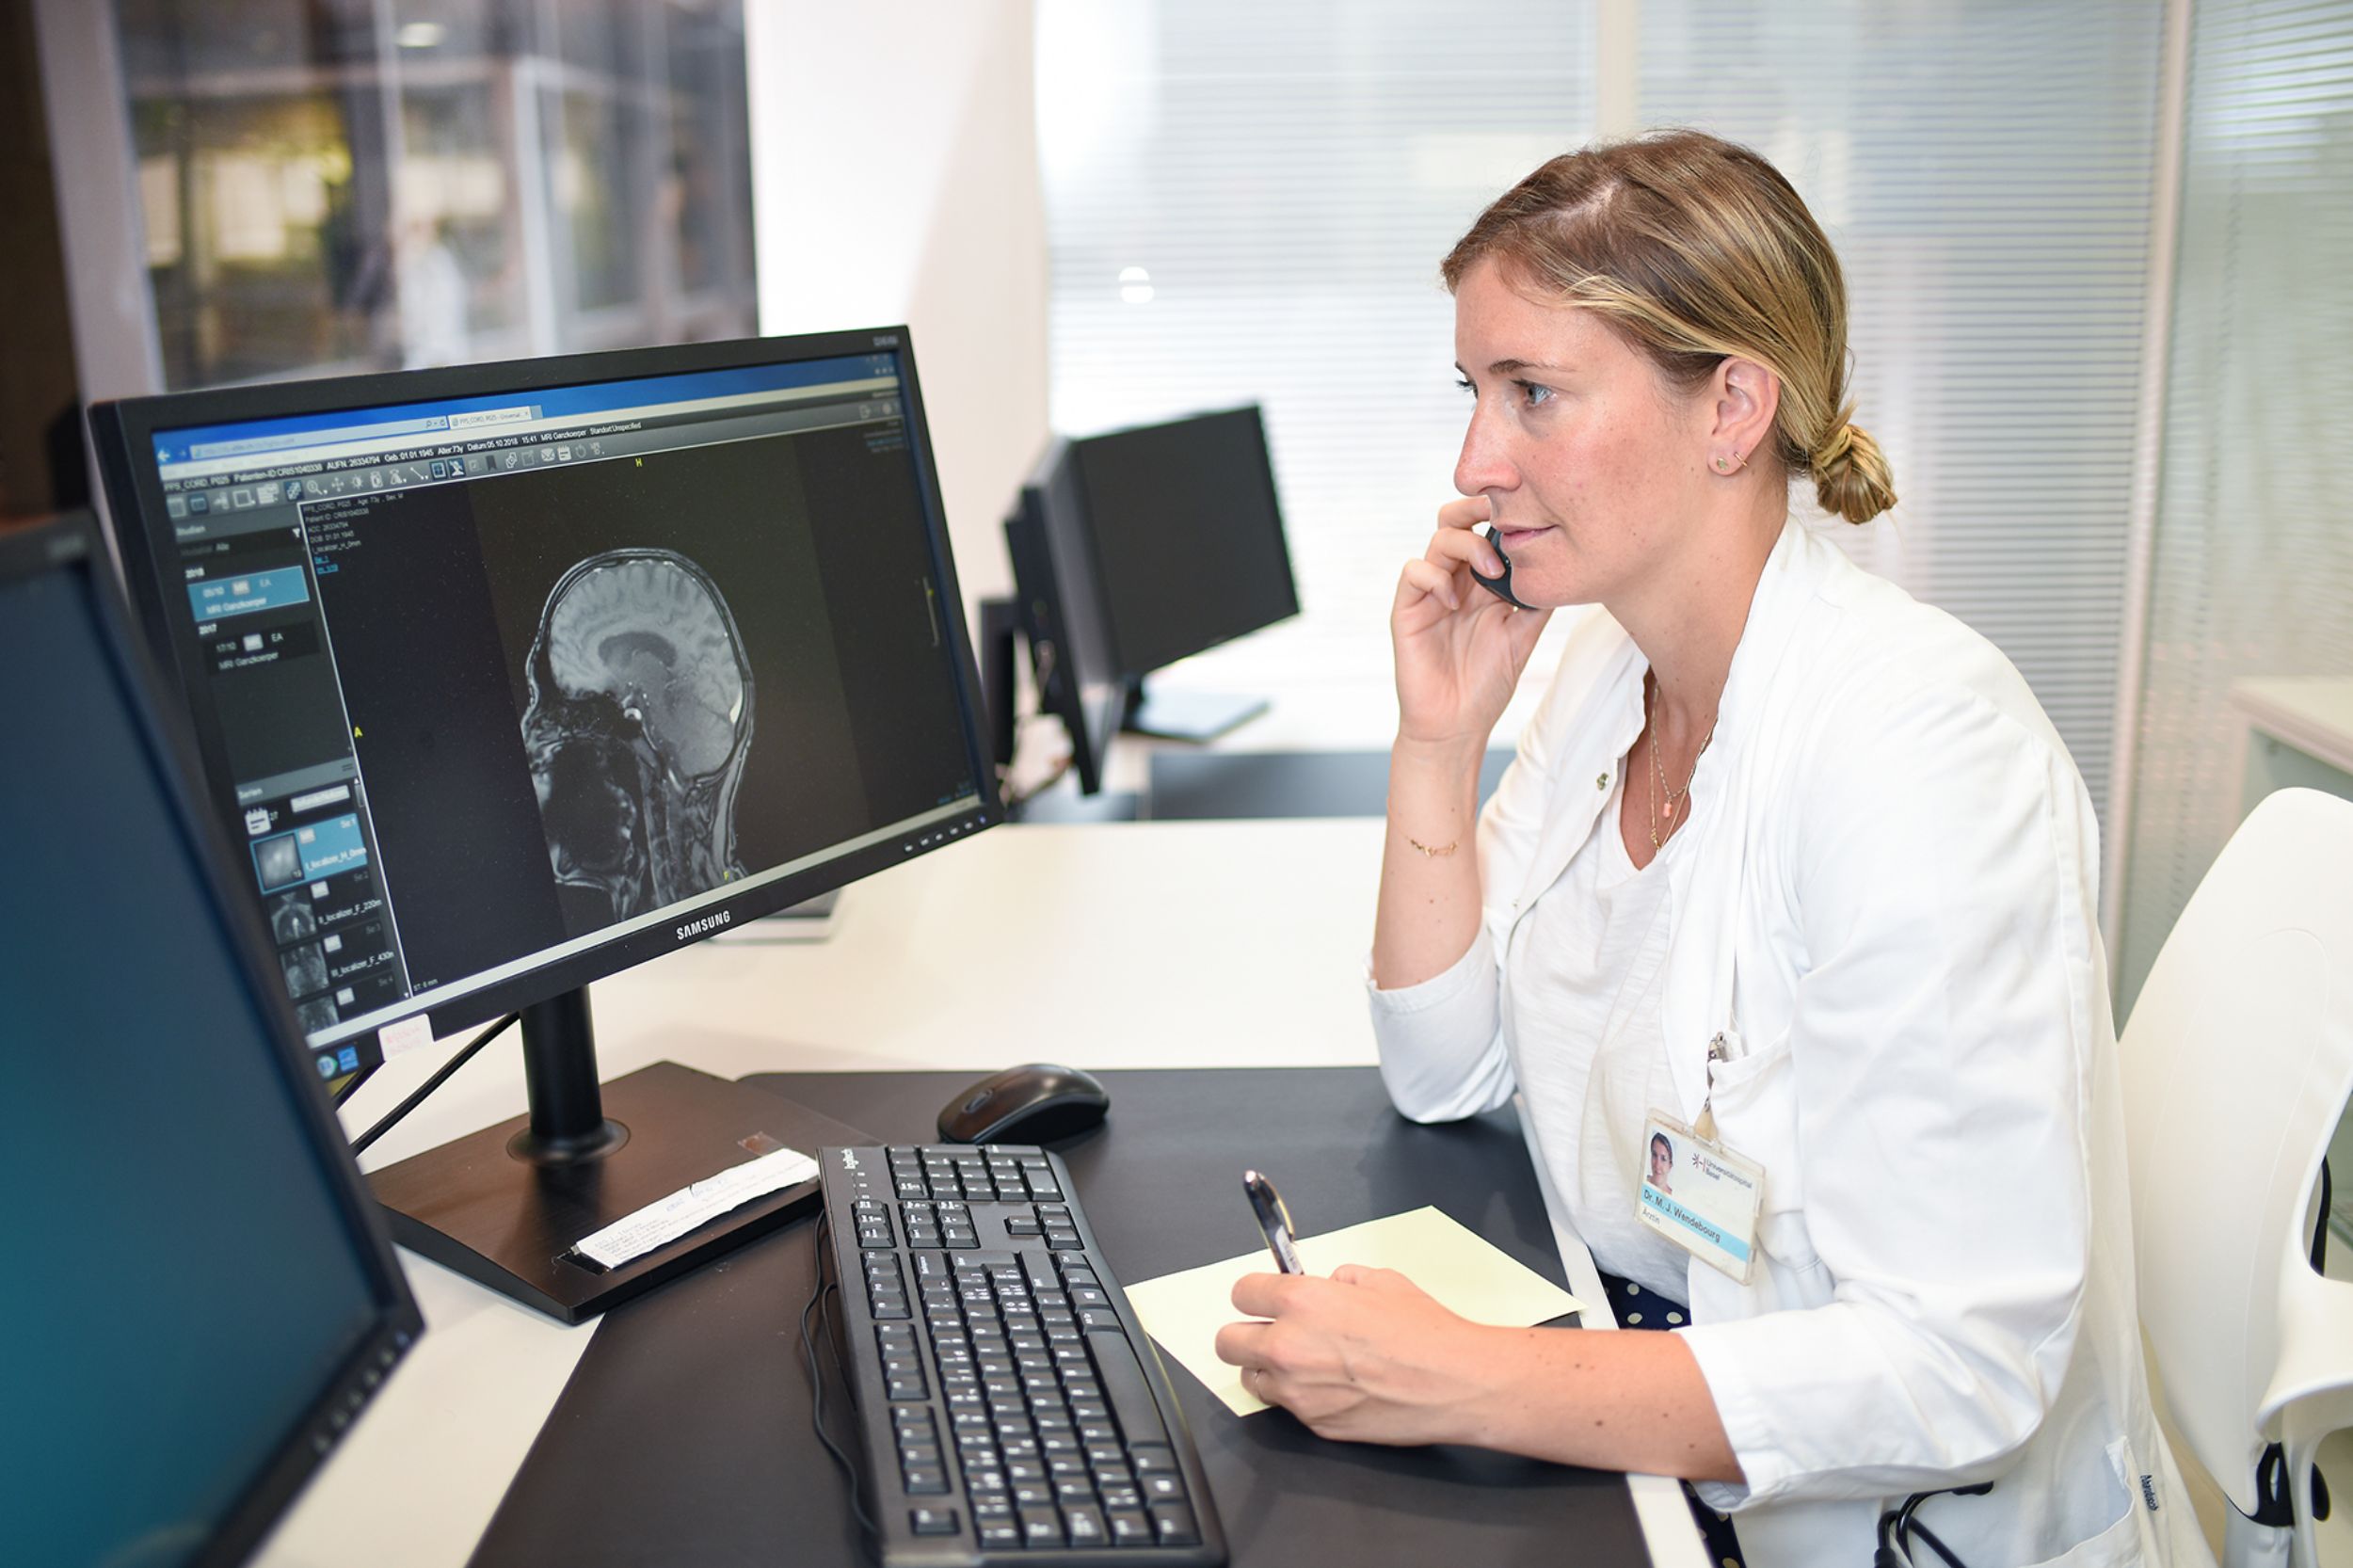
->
[1637,1112,1765,1284]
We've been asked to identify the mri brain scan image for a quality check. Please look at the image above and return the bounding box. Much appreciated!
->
[520,549,754,923]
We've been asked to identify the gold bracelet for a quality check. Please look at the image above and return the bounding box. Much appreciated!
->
[1405,835,1459,858]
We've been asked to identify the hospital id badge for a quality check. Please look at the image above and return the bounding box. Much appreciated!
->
[1637,1112,1766,1284]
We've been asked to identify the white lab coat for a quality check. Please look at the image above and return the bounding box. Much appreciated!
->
[1371,519,2216,1568]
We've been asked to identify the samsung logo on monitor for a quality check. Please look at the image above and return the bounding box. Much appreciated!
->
[676,910,733,941]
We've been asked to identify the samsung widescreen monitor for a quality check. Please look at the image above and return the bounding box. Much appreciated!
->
[88,327,1001,1320]
[1063,404,1300,741]
[2,511,421,1568]
[1003,438,1126,795]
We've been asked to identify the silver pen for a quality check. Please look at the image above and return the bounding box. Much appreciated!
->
[1242,1169,1304,1274]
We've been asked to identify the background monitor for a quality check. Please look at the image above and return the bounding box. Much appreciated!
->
[88,327,1000,1320]
[1065,404,1299,740]
[1003,437,1125,795]
[3,512,421,1568]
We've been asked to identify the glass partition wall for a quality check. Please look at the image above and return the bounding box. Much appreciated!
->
[110,0,754,391]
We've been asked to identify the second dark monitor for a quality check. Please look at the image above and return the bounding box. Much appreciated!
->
[1069,404,1298,681]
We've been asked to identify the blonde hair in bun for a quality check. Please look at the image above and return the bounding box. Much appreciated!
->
[1810,417,1897,525]
[1444,129,1897,526]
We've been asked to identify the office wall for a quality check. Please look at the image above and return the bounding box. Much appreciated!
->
[746,0,1048,620]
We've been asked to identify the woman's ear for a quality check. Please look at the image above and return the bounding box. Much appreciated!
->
[1713,357,1781,460]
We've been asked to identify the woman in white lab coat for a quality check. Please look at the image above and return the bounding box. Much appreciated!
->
[1211,131,2215,1568]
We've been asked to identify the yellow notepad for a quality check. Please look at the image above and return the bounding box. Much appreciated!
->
[1123,1205,1584,1416]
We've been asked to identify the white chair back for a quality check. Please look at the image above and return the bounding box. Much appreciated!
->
[2122,787,2353,1565]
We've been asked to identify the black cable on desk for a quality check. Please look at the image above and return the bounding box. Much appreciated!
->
[350,1012,519,1157]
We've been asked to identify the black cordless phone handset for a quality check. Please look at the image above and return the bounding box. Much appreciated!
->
[1468,523,1533,610]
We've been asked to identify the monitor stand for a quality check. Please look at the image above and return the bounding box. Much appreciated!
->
[365,988,872,1323]
[1121,676,1268,743]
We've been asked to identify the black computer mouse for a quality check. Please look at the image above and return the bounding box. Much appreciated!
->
[937,1063,1110,1145]
[1468,522,1534,610]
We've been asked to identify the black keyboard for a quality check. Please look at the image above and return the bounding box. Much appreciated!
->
[818,1143,1226,1565]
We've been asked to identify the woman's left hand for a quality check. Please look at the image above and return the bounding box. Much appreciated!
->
[1212,1265,1493,1446]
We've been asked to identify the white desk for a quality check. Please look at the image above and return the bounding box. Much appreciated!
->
[255,820,1702,1568]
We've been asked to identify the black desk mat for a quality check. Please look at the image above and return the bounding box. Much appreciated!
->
[1142,750,1515,821]
[472,1067,1650,1566]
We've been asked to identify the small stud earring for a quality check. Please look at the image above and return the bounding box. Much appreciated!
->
[1713,454,1732,472]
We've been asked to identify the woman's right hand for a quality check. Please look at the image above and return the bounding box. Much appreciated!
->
[1391,497,1554,749]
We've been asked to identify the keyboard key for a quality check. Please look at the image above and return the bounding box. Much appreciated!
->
[1064,1501,1110,1545]
[909,1505,958,1537]
[1130,1445,1177,1474]
[903,1464,949,1495]
[888,1377,928,1401]
[1144,1472,1186,1502]
[1006,1215,1042,1236]
[979,1517,1021,1548]
[1109,1509,1153,1545]
[1012,1480,1054,1509]
[1084,1333,1168,1446]
[1151,1501,1202,1546]
[1019,1507,1064,1548]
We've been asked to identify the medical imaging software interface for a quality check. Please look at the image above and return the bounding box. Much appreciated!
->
[141,353,984,1077]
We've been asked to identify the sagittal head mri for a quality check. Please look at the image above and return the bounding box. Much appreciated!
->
[520,549,754,922]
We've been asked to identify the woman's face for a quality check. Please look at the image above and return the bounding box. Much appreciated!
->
[1451,257,1714,609]
[1649,1138,1673,1185]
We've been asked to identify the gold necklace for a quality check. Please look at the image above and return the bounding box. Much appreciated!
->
[1643,676,1715,852]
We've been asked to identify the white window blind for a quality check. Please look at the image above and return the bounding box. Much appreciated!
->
[1636,1,2167,826]
[1035,1,1596,737]
[1039,3,2167,792]
[2113,0,2353,1012]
